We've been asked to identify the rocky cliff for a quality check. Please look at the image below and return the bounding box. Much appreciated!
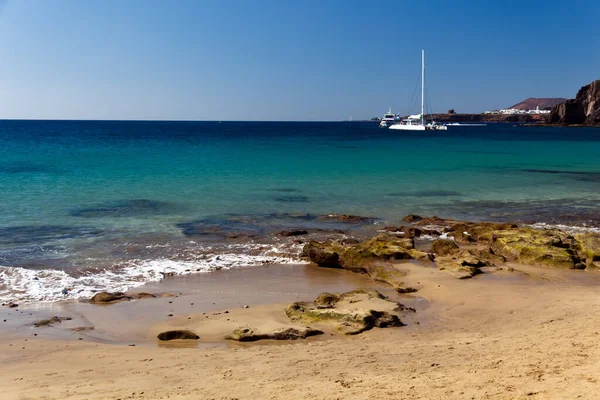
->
[547,80,600,125]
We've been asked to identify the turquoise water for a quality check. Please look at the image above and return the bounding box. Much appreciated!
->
[1,120,600,301]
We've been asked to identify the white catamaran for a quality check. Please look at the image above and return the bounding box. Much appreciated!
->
[389,50,446,131]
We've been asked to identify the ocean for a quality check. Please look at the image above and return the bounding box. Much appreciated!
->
[1,120,600,302]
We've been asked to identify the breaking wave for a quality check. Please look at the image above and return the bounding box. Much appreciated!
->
[0,243,306,303]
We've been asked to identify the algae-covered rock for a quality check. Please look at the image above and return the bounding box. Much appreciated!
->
[157,330,199,341]
[436,250,489,279]
[301,241,341,268]
[314,292,339,307]
[89,292,132,304]
[431,239,459,256]
[225,327,324,342]
[402,214,423,223]
[490,228,578,269]
[380,226,440,238]
[302,236,416,288]
[285,290,404,335]
[574,233,600,269]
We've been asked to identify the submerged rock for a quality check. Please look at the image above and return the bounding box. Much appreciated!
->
[89,292,133,304]
[277,230,309,237]
[225,327,323,342]
[317,214,376,223]
[157,330,200,341]
[286,290,404,335]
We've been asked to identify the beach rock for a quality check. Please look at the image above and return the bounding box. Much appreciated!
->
[301,242,341,268]
[277,230,309,237]
[574,233,600,268]
[415,216,449,226]
[134,292,157,299]
[225,327,323,342]
[302,234,433,288]
[34,316,72,327]
[587,261,600,270]
[474,247,507,264]
[395,287,418,294]
[490,228,578,269]
[431,239,459,256]
[157,330,199,341]
[314,292,340,307]
[445,221,518,243]
[402,214,423,223]
[435,250,489,279]
[286,290,404,335]
[89,292,133,304]
[380,226,439,238]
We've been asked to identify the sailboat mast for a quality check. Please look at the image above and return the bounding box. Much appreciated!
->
[421,50,425,125]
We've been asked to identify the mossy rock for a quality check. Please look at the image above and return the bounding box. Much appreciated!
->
[436,250,489,279]
[315,292,339,307]
[225,327,323,342]
[301,241,341,268]
[587,261,600,270]
[490,229,577,269]
[431,239,459,256]
[285,290,403,335]
[575,233,600,267]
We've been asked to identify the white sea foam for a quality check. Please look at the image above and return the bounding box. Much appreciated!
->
[528,223,600,234]
[0,244,307,304]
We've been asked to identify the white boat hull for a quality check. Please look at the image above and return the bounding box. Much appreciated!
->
[389,124,426,131]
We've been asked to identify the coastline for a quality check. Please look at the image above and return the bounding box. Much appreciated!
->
[2,217,600,399]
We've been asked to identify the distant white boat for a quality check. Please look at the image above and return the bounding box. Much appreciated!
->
[445,123,487,127]
[389,50,446,131]
[379,107,398,128]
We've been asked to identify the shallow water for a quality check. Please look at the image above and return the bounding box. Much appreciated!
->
[1,120,599,302]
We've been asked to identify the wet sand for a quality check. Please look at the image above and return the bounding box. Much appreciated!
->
[2,262,600,399]
[0,263,403,344]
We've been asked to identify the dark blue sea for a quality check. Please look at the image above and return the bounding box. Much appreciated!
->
[1,120,599,302]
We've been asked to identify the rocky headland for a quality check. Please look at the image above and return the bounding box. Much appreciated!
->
[546,79,600,126]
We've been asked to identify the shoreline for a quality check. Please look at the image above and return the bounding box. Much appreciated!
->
[2,216,600,398]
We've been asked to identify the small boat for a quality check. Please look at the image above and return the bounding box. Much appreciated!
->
[379,107,398,128]
[445,123,487,127]
[389,50,447,131]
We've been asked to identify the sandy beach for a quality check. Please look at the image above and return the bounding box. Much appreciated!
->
[2,258,600,400]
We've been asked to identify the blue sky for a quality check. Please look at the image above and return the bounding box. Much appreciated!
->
[0,0,598,120]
